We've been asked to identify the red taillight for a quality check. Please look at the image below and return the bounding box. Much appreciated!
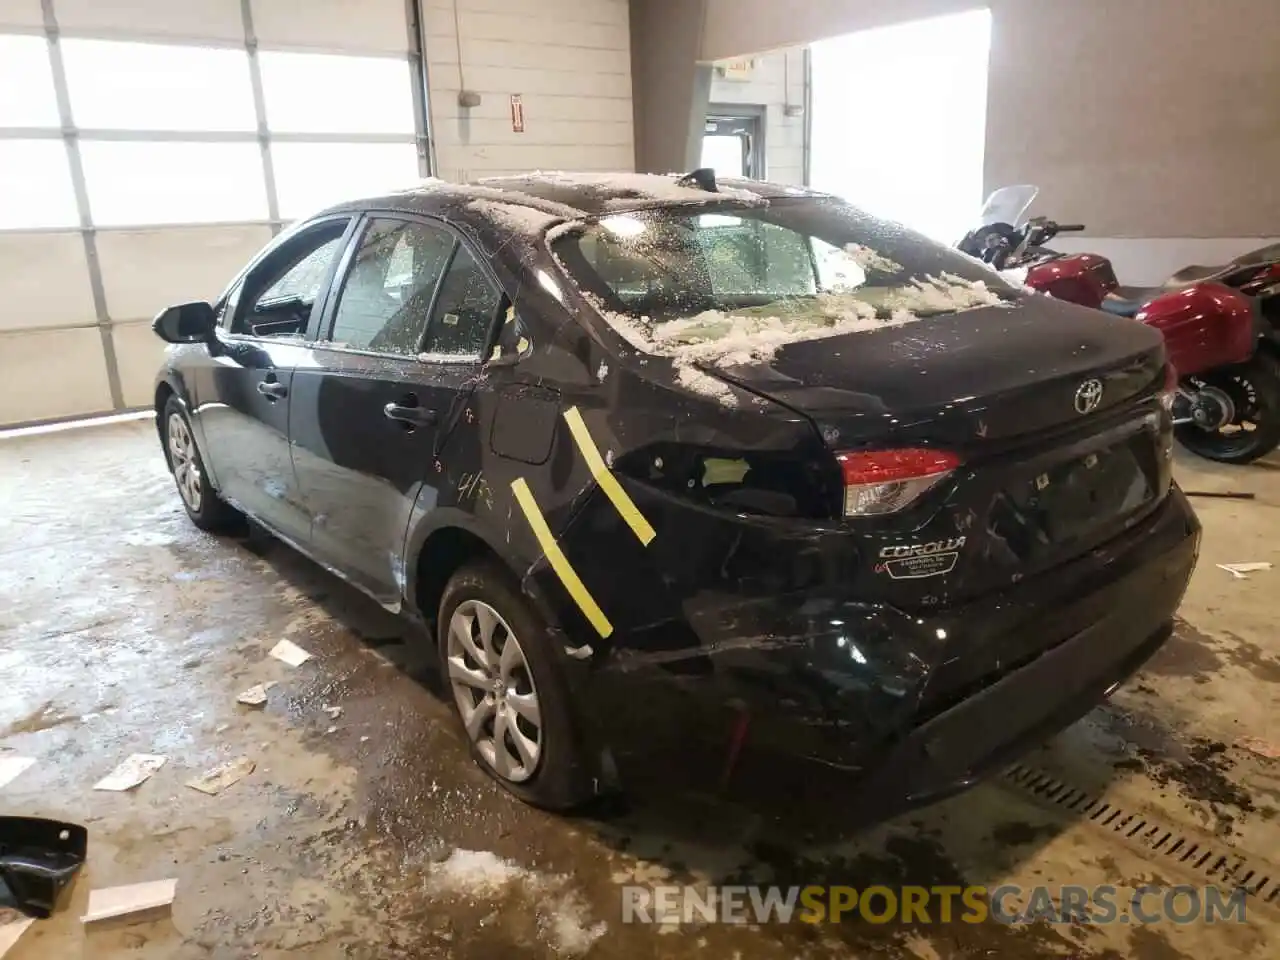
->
[837,449,961,484]
[836,448,961,517]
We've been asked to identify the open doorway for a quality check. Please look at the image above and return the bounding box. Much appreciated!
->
[701,110,765,180]
[809,8,992,242]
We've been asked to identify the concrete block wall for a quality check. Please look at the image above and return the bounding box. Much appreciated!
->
[709,49,807,185]
[422,0,634,180]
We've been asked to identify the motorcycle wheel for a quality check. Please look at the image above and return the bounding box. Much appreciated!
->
[1174,353,1280,464]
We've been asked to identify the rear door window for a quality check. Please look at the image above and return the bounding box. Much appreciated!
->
[421,244,502,359]
[326,218,455,356]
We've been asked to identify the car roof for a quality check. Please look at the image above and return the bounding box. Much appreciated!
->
[323,171,829,226]
[461,172,822,215]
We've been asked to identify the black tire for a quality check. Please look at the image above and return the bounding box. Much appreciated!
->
[1175,353,1280,464]
[160,396,242,532]
[437,560,592,810]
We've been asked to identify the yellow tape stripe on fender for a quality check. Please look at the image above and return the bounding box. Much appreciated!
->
[510,477,614,638]
[562,406,656,546]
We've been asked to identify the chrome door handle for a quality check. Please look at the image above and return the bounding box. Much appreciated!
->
[257,381,288,400]
[383,402,437,426]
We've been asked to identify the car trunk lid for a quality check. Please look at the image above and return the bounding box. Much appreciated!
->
[706,295,1166,449]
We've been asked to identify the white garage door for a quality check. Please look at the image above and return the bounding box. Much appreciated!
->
[0,0,429,427]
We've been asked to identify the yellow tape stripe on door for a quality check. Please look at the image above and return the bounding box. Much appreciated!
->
[562,406,656,546]
[510,477,613,638]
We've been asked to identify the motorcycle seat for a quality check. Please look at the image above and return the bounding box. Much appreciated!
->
[1166,264,1220,286]
[1102,287,1162,318]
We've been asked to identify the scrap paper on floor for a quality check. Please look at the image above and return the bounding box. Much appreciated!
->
[93,754,167,791]
[0,914,34,958]
[0,757,36,790]
[1216,561,1273,580]
[1238,736,1280,760]
[186,757,254,795]
[268,639,313,667]
[236,681,276,706]
[81,879,178,925]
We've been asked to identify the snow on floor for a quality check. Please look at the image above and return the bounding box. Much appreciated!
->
[427,850,608,957]
[427,849,533,897]
[542,889,610,956]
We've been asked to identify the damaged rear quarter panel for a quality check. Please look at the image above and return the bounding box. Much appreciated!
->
[507,355,825,637]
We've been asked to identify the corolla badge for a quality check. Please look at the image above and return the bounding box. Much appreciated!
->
[1074,378,1104,414]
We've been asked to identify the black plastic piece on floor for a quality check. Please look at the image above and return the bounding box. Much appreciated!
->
[0,816,88,918]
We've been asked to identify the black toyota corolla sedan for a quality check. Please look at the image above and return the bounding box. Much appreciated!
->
[153,171,1199,818]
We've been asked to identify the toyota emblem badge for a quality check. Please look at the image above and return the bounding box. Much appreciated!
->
[1074,378,1104,415]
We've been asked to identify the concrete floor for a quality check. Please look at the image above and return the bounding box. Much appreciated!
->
[1,417,1278,959]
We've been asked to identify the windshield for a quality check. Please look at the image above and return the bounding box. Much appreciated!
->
[551,198,1018,334]
[978,185,1039,228]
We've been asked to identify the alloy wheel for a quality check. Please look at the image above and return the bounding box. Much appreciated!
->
[167,412,203,512]
[446,599,543,783]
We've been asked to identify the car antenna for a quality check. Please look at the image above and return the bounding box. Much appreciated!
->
[675,168,718,192]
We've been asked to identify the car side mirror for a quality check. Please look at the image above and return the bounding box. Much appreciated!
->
[152,302,216,344]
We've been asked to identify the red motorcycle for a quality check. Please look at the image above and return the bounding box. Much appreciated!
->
[960,186,1280,464]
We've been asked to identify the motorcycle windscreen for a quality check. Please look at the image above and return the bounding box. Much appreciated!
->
[979,185,1039,227]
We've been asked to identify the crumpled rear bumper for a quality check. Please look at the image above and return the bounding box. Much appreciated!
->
[847,611,1174,821]
[576,488,1198,817]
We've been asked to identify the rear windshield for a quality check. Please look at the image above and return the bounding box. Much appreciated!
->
[550,197,1019,327]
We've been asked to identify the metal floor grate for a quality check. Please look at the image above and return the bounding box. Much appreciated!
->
[1002,764,1280,906]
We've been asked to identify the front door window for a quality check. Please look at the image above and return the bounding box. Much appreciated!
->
[231,220,350,338]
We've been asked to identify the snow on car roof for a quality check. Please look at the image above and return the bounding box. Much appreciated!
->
[331,173,833,235]
[413,172,822,212]
[465,198,562,235]
[474,171,772,212]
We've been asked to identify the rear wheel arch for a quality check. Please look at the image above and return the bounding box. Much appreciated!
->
[411,524,502,629]
[408,515,569,644]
